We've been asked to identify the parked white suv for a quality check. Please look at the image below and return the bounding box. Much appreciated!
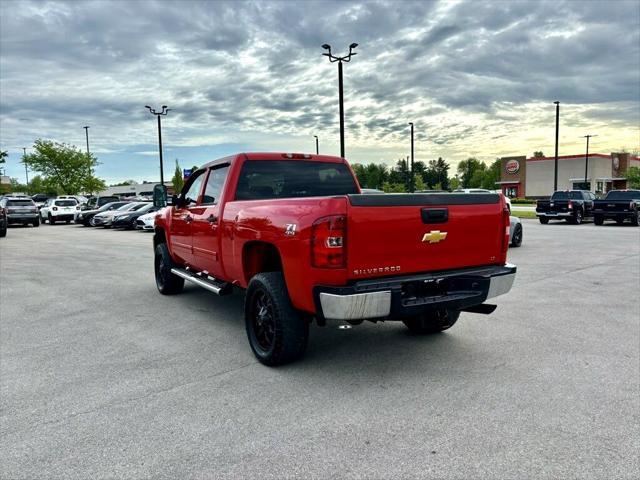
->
[40,198,80,224]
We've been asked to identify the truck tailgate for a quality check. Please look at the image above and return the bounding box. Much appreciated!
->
[346,194,505,279]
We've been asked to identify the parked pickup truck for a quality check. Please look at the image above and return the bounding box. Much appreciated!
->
[536,190,596,224]
[593,189,640,226]
[153,153,516,365]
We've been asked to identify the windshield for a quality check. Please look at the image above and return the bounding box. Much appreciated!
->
[55,200,77,207]
[551,191,583,200]
[236,160,359,201]
[7,200,35,207]
[116,203,137,211]
[98,202,128,211]
[605,190,640,200]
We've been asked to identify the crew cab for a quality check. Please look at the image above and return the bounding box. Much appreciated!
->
[536,190,596,224]
[153,153,516,365]
[593,189,640,226]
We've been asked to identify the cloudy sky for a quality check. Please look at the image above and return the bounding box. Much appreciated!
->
[1,0,638,184]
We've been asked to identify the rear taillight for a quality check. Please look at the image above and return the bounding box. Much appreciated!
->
[52,206,58,211]
[501,204,510,257]
[568,201,573,210]
[311,215,347,268]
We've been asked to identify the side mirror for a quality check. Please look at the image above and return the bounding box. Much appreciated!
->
[153,184,168,208]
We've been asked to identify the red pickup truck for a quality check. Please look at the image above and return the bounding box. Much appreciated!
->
[153,153,516,365]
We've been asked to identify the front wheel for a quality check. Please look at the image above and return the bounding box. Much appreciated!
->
[632,211,639,227]
[594,215,604,226]
[403,310,460,334]
[245,272,308,366]
[539,217,549,224]
[154,243,184,295]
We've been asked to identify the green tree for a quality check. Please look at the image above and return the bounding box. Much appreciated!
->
[382,181,406,193]
[481,159,502,190]
[533,151,545,158]
[450,175,460,190]
[172,159,184,192]
[457,158,486,188]
[22,139,105,194]
[627,166,640,188]
[414,174,426,191]
[28,175,60,196]
[0,150,7,175]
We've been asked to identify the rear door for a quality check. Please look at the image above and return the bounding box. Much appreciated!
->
[170,170,206,264]
[191,164,230,276]
[346,193,505,280]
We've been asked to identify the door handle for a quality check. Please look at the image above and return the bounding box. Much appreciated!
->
[207,214,218,224]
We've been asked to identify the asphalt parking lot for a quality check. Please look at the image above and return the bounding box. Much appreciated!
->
[1,220,639,479]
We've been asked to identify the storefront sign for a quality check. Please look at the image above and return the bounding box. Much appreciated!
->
[505,159,520,174]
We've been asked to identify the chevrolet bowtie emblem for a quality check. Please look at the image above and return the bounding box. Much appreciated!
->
[422,230,448,244]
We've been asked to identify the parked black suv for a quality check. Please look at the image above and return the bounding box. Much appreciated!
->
[0,196,40,227]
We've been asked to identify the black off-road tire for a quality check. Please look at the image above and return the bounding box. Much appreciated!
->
[403,310,460,334]
[594,215,604,226]
[539,217,549,224]
[154,243,184,295]
[245,272,309,366]
[32,217,40,227]
[511,223,523,247]
[569,209,583,225]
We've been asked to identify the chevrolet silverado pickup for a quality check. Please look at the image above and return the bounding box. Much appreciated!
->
[593,189,640,226]
[153,153,516,365]
[536,190,596,224]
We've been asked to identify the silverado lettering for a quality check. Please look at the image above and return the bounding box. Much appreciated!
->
[153,152,516,366]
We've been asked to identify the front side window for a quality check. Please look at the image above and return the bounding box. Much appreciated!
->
[183,170,205,205]
[202,166,230,205]
[235,160,358,201]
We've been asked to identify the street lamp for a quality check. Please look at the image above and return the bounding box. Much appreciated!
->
[313,135,319,154]
[322,43,358,158]
[145,105,171,185]
[408,122,414,193]
[22,147,29,188]
[83,126,90,154]
[553,101,560,191]
[582,134,597,189]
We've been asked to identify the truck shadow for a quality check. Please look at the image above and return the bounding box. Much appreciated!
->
[178,285,481,376]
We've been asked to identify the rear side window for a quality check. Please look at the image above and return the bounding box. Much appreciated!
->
[7,200,35,206]
[55,200,76,206]
[236,160,358,201]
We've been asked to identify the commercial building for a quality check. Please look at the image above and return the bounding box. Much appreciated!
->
[99,182,175,198]
[497,152,639,198]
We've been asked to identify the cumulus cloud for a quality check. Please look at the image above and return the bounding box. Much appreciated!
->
[0,0,638,181]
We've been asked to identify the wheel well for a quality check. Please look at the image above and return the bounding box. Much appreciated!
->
[243,242,283,284]
[153,227,166,248]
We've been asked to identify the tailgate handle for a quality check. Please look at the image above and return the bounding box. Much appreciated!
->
[421,208,448,224]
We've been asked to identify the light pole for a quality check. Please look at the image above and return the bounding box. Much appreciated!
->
[314,135,319,154]
[408,122,414,192]
[553,101,560,191]
[22,147,29,190]
[145,105,171,185]
[83,126,90,154]
[582,134,597,189]
[322,43,358,158]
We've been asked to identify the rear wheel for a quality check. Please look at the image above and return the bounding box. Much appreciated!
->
[616,218,625,225]
[633,211,639,227]
[0,224,6,237]
[539,217,549,224]
[154,243,184,295]
[511,223,523,247]
[594,215,604,226]
[570,209,583,225]
[403,310,460,334]
[32,217,40,227]
[245,272,308,366]
[48,214,55,225]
